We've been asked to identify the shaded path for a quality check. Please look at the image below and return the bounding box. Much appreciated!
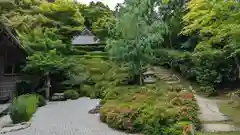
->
[4,98,135,135]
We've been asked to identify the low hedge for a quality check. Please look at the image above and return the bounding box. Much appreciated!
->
[154,49,237,94]
[36,94,46,107]
[100,86,200,135]
[9,94,39,124]
[64,90,79,100]
[73,45,105,51]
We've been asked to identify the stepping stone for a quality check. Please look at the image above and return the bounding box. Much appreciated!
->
[199,114,229,122]
[144,78,156,83]
[194,95,230,122]
[166,81,180,85]
[202,123,240,132]
[163,78,179,81]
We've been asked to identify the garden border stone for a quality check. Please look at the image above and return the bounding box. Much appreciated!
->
[0,121,31,134]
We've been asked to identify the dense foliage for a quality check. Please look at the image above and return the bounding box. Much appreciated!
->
[0,0,115,97]
[107,0,167,85]
[151,0,240,94]
[2,0,240,134]
[100,81,200,135]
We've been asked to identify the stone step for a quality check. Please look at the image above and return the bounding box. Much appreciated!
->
[202,123,240,132]
[166,81,180,85]
[157,75,179,79]
[163,78,179,81]
[157,74,171,76]
[199,113,230,122]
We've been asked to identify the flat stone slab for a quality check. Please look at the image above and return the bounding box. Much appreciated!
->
[0,122,31,134]
[199,114,229,122]
[53,93,64,96]
[194,95,229,122]
[202,124,240,132]
[143,78,156,83]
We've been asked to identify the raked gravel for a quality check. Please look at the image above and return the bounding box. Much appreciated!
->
[2,98,136,135]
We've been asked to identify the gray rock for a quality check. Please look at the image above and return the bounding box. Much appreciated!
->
[88,104,101,114]
[51,93,65,101]
[53,93,64,96]
[0,122,31,134]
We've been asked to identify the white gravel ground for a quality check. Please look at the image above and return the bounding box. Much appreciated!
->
[3,97,135,135]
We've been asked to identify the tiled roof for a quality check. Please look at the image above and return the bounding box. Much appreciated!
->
[72,35,99,45]
[72,27,100,45]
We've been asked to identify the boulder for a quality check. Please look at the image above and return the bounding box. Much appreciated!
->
[88,104,101,114]
[50,93,65,101]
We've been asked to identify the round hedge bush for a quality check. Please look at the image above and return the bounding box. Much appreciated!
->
[9,94,39,124]
[64,90,79,100]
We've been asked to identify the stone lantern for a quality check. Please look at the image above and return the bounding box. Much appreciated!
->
[143,69,156,84]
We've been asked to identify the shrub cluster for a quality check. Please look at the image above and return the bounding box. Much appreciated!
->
[100,86,200,135]
[64,90,79,100]
[154,49,237,94]
[9,94,39,124]
[76,57,129,99]
[36,94,46,107]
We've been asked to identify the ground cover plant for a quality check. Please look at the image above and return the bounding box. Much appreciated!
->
[100,80,200,135]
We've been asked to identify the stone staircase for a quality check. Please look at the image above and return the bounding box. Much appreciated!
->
[153,67,181,85]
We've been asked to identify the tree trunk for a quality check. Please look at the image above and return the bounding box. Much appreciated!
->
[234,56,240,79]
[133,74,143,85]
[169,33,172,49]
[45,75,51,100]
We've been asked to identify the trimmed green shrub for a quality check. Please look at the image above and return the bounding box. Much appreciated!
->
[36,94,46,107]
[64,90,79,100]
[77,85,91,97]
[9,94,39,124]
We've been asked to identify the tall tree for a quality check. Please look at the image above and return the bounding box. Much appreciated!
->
[182,0,240,77]
[157,0,188,49]
[76,1,114,40]
[17,27,66,53]
[92,16,115,41]
[39,0,85,43]
[107,0,167,85]
[0,0,85,45]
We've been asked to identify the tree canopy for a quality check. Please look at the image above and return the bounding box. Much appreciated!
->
[106,0,167,84]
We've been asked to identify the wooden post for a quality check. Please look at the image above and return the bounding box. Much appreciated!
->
[45,74,51,100]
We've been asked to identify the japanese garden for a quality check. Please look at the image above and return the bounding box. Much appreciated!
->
[0,0,239,135]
